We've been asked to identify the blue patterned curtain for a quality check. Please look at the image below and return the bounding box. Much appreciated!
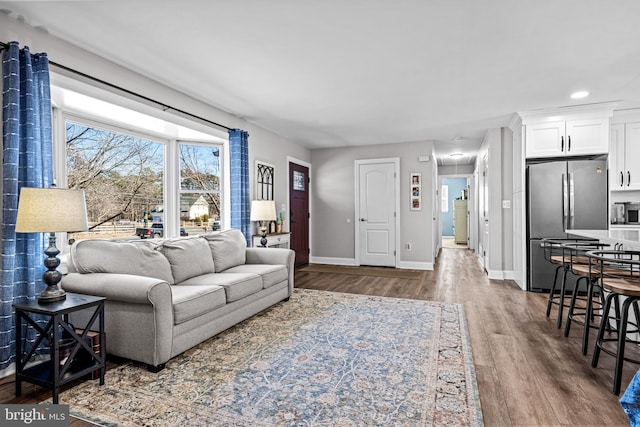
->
[228,129,250,245]
[0,42,53,370]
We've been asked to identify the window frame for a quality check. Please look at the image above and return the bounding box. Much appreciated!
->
[176,140,224,231]
[53,106,226,243]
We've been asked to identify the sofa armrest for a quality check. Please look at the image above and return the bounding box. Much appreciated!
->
[61,272,172,306]
[61,272,174,367]
[245,248,295,295]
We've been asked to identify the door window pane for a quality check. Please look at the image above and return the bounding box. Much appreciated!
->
[293,171,305,191]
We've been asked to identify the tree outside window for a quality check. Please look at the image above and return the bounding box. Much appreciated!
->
[66,121,164,239]
[179,143,221,234]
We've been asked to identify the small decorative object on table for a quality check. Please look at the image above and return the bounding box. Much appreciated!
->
[15,187,89,303]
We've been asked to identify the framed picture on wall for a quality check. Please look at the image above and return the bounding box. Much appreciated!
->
[410,172,421,211]
[255,161,275,200]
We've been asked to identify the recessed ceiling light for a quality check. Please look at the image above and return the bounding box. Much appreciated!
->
[453,137,463,142]
[570,91,589,99]
[450,153,464,158]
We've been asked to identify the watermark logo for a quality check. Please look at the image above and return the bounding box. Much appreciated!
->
[1,405,68,426]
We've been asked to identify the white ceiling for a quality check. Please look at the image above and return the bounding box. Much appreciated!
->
[3,1,640,166]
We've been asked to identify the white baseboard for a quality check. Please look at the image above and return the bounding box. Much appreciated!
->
[309,256,356,266]
[309,257,433,270]
[398,261,433,270]
[487,269,518,281]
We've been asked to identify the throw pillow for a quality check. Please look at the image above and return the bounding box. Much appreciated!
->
[202,229,247,272]
[157,237,216,283]
[70,239,174,284]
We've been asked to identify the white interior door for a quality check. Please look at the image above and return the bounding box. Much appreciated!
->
[357,161,396,267]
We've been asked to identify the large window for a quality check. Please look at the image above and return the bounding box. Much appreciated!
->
[61,118,224,241]
[52,83,227,241]
[66,120,165,240]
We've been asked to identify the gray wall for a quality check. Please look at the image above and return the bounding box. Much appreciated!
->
[476,127,514,278]
[310,140,435,267]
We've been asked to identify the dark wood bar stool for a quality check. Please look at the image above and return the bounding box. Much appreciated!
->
[562,242,610,354]
[588,250,640,395]
[542,238,598,329]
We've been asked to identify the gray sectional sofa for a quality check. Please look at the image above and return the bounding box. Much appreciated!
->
[61,229,294,371]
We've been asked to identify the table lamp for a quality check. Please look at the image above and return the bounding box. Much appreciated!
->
[15,187,89,303]
[250,200,276,247]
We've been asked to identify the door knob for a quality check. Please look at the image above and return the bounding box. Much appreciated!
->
[360,218,367,222]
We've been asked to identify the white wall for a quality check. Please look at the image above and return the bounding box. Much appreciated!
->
[310,140,436,269]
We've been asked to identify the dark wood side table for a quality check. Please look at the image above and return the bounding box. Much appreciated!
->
[13,292,106,404]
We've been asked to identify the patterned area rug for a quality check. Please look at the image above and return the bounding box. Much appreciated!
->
[53,289,483,426]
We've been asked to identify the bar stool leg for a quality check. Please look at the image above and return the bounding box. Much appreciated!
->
[613,297,635,395]
[556,267,570,329]
[546,264,564,318]
[592,292,616,368]
[581,279,599,355]
[564,275,587,337]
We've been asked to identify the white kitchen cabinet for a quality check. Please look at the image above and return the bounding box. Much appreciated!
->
[525,117,609,158]
[610,122,640,191]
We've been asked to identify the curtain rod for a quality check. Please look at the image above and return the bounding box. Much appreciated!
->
[0,40,232,132]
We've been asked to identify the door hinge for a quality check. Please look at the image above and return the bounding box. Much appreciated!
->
[394,250,396,256]
[308,212,310,218]
[394,211,396,218]
[307,248,310,254]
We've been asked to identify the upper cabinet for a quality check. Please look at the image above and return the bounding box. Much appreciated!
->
[610,120,640,191]
[519,104,616,159]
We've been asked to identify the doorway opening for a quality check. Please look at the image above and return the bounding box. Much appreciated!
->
[441,177,469,249]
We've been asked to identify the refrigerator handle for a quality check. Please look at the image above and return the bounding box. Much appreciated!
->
[562,173,568,230]
[569,173,575,229]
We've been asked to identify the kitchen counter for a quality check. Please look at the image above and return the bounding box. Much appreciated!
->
[567,229,640,250]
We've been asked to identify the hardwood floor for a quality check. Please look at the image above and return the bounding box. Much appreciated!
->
[0,247,634,425]
[296,248,634,426]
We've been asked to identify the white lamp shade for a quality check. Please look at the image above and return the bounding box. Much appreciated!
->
[15,187,89,233]
[250,200,276,222]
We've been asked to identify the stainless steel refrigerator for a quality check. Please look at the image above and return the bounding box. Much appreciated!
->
[526,158,608,292]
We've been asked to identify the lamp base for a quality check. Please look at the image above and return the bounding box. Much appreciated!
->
[38,286,66,303]
[38,232,66,303]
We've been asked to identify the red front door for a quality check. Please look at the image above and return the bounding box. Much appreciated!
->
[289,162,309,266]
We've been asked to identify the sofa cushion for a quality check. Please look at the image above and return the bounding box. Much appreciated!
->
[70,239,174,284]
[170,285,226,324]
[224,264,288,289]
[157,238,215,283]
[202,229,246,272]
[178,272,262,303]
